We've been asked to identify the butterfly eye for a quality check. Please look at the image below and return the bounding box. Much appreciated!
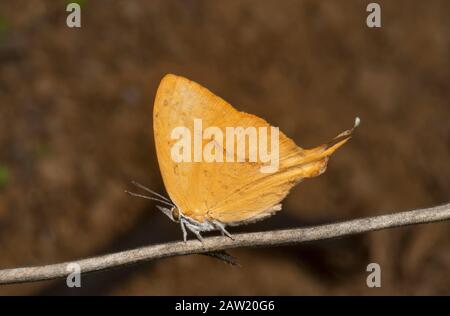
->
[172,207,180,222]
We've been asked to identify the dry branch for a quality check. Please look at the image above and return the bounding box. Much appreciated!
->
[0,203,449,285]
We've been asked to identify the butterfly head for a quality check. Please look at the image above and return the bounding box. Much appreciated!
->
[156,205,181,222]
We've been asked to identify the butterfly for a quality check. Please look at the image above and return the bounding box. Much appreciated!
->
[127,74,359,242]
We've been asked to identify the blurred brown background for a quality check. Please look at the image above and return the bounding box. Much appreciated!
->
[0,0,448,295]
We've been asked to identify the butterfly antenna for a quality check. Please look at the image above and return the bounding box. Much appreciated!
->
[130,181,172,202]
[125,190,175,208]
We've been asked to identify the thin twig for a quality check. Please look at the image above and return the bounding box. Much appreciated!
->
[0,203,449,285]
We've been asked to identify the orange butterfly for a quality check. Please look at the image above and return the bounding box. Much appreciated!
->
[128,74,359,242]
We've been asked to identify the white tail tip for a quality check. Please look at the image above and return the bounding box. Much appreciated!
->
[354,117,361,128]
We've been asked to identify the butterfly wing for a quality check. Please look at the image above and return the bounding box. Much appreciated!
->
[153,74,354,225]
[204,136,350,224]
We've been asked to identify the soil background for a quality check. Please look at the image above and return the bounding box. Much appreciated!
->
[0,0,448,295]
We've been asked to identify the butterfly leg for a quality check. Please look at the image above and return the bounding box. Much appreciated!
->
[180,219,188,242]
[214,221,234,240]
[183,221,204,242]
[193,230,204,242]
